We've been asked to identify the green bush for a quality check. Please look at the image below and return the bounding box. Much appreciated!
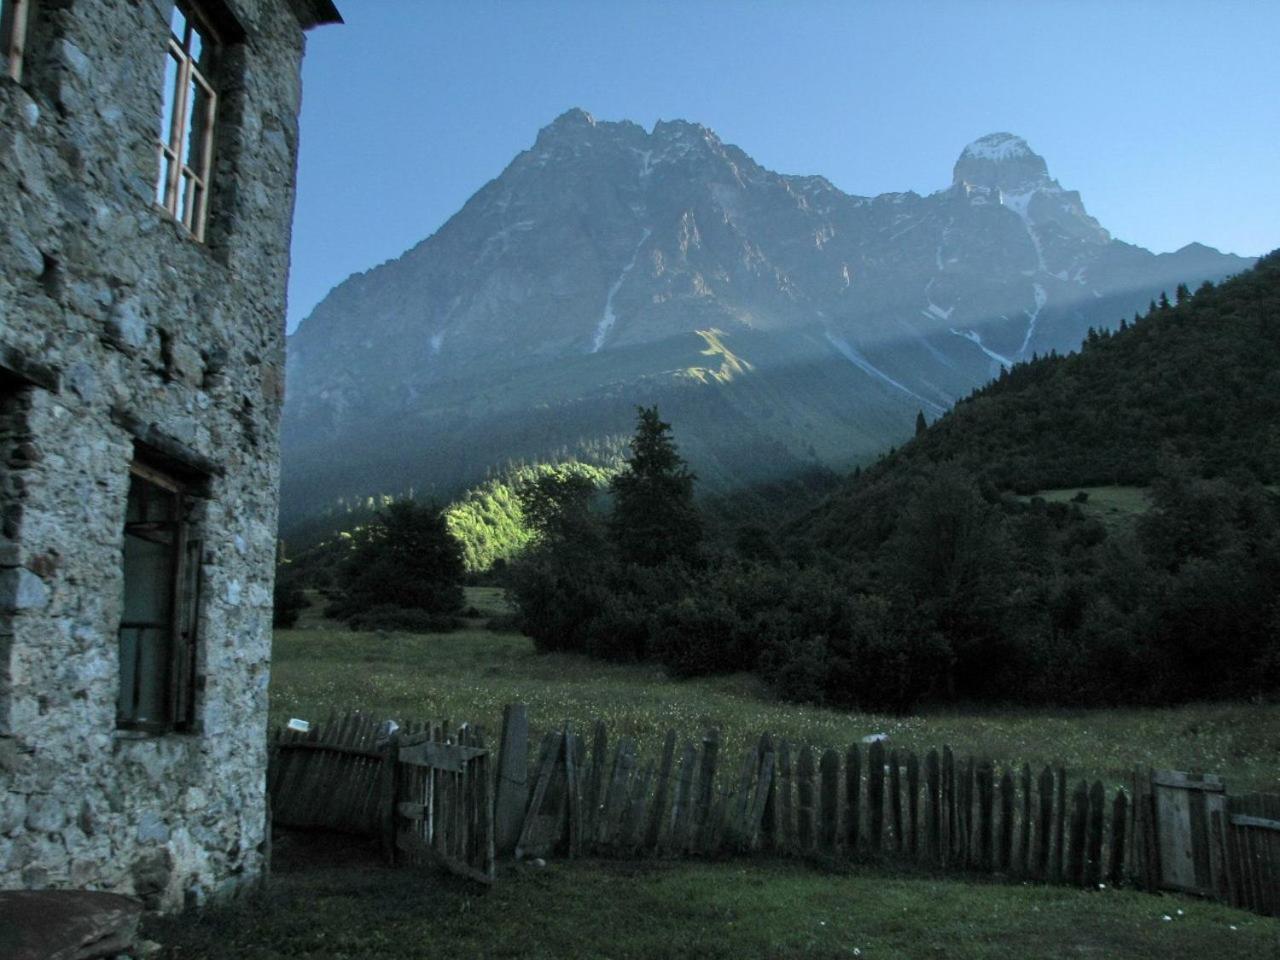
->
[649,594,744,678]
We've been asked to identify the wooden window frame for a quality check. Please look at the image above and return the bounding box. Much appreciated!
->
[117,460,203,734]
[1,0,31,81]
[155,2,219,242]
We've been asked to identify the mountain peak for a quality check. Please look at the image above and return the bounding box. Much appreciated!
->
[952,132,1050,191]
[550,107,596,128]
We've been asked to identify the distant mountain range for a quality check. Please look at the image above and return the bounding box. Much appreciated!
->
[281,109,1253,530]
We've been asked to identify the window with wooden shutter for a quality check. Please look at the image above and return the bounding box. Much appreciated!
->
[118,461,202,733]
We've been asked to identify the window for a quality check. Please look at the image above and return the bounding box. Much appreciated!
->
[0,0,31,81]
[118,461,202,733]
[155,2,219,240]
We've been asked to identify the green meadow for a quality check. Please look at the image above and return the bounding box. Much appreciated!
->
[155,592,1280,958]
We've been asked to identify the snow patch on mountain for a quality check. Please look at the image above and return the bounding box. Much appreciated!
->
[1001,188,1047,272]
[950,327,1013,369]
[825,331,943,413]
[960,132,1034,162]
[591,228,652,353]
[1018,283,1048,358]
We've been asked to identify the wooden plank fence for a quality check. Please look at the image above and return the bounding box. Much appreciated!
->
[269,705,1280,918]
[269,710,495,883]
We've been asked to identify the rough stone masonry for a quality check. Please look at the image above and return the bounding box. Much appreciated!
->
[0,0,338,910]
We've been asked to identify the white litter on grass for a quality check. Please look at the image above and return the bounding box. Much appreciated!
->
[286,718,310,733]
[862,733,889,744]
[1161,915,1173,922]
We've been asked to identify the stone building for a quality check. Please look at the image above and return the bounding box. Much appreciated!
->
[0,0,339,910]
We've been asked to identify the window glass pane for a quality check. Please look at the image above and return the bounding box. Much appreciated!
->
[180,72,200,170]
[119,626,169,727]
[189,20,203,63]
[180,172,197,229]
[169,4,187,43]
[161,48,181,146]
[122,529,174,624]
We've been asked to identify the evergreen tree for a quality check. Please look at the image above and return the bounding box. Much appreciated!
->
[337,500,465,616]
[610,406,703,567]
[1175,282,1191,305]
[915,409,928,437]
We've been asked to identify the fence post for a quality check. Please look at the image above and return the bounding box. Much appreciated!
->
[1086,780,1105,887]
[1019,763,1032,876]
[868,739,885,855]
[1053,766,1068,882]
[1108,788,1128,888]
[846,743,862,854]
[759,733,778,851]
[1036,765,1053,880]
[820,748,840,853]
[493,703,529,857]
[779,740,795,851]
[1068,780,1089,886]
[998,766,1014,873]
[925,749,941,863]
[960,757,975,866]
[797,745,816,852]
[942,746,955,867]
[645,730,677,852]
[693,729,720,854]
[907,752,920,859]
[379,727,400,866]
[977,760,994,872]
[668,741,697,855]
[889,750,904,854]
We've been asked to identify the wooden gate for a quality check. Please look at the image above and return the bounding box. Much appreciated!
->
[1135,769,1230,898]
[268,712,496,885]
[393,724,496,885]
[1224,794,1280,916]
[1135,771,1280,917]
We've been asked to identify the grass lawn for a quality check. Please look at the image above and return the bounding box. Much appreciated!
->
[271,590,1280,795]
[1019,486,1151,535]
[154,854,1279,960]
[203,591,1280,959]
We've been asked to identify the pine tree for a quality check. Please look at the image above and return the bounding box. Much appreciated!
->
[1175,282,1191,305]
[338,500,465,615]
[915,409,928,437]
[609,406,702,567]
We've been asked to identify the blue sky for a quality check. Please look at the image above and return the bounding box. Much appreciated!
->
[286,0,1280,332]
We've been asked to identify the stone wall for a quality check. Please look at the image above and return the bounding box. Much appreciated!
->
[0,0,322,910]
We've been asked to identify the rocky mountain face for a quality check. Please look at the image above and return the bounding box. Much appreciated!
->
[281,110,1253,529]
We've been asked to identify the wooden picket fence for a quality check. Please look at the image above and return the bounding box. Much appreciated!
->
[268,711,495,883]
[500,715,1129,889]
[267,704,1279,917]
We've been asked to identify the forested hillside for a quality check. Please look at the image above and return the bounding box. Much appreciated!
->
[857,250,1279,496]
[498,259,1280,710]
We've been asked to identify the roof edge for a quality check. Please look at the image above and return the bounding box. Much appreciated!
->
[288,0,342,29]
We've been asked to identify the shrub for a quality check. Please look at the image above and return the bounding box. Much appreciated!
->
[825,594,952,714]
[334,500,466,622]
[273,565,307,629]
[649,594,744,678]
